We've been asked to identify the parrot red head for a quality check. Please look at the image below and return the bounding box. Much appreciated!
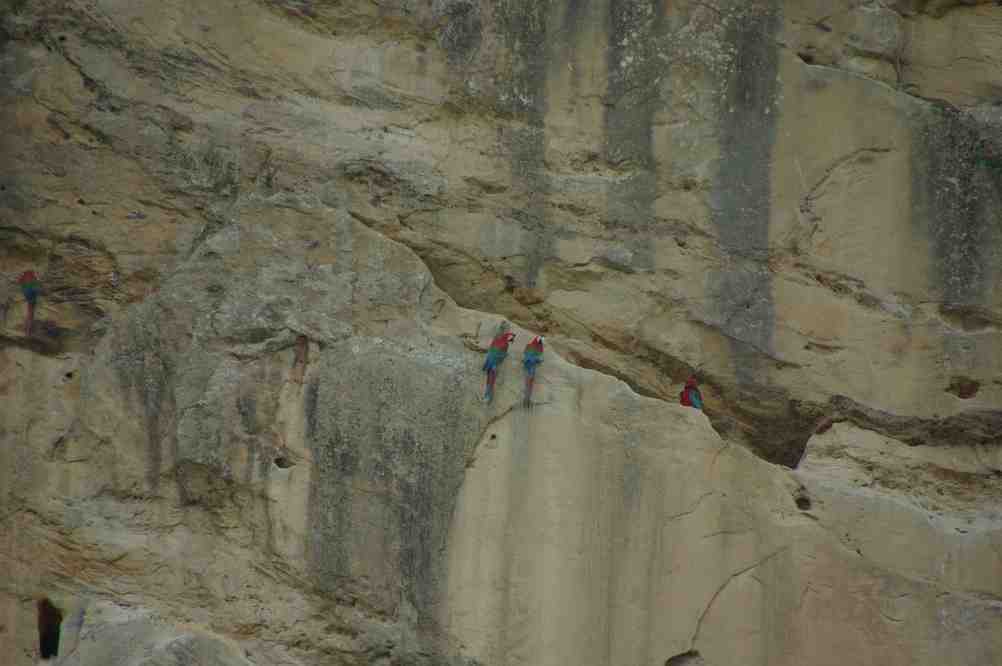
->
[685,375,698,387]
[492,331,516,350]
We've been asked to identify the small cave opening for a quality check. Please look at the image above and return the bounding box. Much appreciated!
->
[946,376,980,399]
[273,456,294,469]
[794,484,813,511]
[666,650,705,666]
[36,597,63,660]
[797,51,816,65]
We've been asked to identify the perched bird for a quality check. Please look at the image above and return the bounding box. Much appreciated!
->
[483,330,517,403]
[522,335,544,407]
[679,375,703,410]
[17,270,40,337]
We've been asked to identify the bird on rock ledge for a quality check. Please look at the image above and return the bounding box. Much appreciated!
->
[482,330,517,403]
[17,270,41,337]
[522,335,544,408]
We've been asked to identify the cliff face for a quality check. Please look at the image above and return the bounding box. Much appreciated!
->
[1,1,1001,665]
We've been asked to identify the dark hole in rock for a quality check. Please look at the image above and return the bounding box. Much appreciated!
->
[490,434,497,440]
[946,377,980,399]
[815,417,834,435]
[666,650,705,666]
[274,456,293,469]
[798,52,816,65]
[91,210,98,216]
[64,372,74,380]
[796,494,812,511]
[36,598,63,660]
[59,35,66,41]
[77,198,85,205]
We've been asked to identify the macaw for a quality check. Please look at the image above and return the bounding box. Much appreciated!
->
[679,376,703,410]
[522,335,544,407]
[17,270,40,336]
[482,330,516,402]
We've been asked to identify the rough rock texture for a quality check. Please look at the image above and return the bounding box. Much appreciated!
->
[1,1,1001,665]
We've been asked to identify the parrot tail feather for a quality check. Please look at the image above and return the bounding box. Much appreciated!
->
[485,369,497,402]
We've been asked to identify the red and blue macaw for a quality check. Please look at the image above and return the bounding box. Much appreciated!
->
[522,335,544,407]
[17,270,40,336]
[679,376,703,410]
[483,330,516,402]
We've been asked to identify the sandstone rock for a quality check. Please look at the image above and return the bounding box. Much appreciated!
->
[1,1,1001,665]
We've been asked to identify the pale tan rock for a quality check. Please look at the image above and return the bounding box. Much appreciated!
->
[1,1,1001,665]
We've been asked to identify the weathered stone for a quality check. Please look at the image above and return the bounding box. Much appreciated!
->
[2,1,1001,665]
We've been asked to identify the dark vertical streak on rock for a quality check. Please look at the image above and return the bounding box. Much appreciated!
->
[304,345,481,641]
[604,0,667,272]
[113,312,177,494]
[710,4,781,385]
[497,1,551,288]
[911,107,1001,379]
[911,108,992,308]
[436,1,483,65]
[256,434,276,554]
[304,375,348,588]
[561,0,588,93]
[397,424,444,627]
[306,373,357,588]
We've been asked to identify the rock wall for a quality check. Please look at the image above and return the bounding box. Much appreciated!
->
[1,1,1000,665]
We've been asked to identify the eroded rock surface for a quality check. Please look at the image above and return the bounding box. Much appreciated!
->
[1,1,1000,665]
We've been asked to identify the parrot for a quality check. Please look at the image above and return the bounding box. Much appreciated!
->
[17,270,40,337]
[522,335,544,407]
[482,330,516,403]
[679,376,703,410]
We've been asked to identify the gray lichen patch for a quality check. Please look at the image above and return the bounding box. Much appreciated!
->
[305,337,485,627]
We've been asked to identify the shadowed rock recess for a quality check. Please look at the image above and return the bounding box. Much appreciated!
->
[2,1,1001,665]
